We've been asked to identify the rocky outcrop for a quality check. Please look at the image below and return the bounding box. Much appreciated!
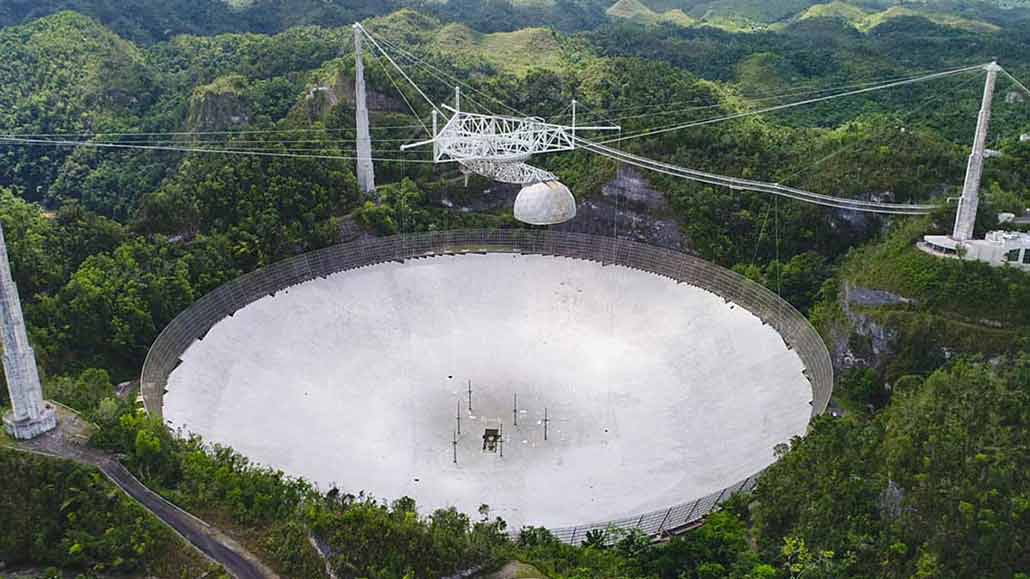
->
[304,68,406,122]
[428,165,686,251]
[304,86,340,121]
[601,164,670,211]
[879,479,905,520]
[833,281,913,371]
[557,165,684,250]
[556,197,684,250]
[187,75,251,132]
[306,529,339,579]
[844,283,913,308]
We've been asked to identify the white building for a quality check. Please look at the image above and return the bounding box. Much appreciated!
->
[920,63,1030,272]
[922,231,1030,270]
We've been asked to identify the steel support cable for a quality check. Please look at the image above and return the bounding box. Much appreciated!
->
[751,202,774,263]
[357,26,442,116]
[550,102,573,123]
[600,65,986,145]
[362,29,525,117]
[58,137,426,146]
[775,71,984,187]
[596,63,990,146]
[59,146,415,155]
[1001,68,1030,98]
[585,143,937,214]
[0,136,441,163]
[572,100,620,131]
[558,69,968,124]
[593,65,992,117]
[0,125,428,139]
[574,102,728,125]
[453,90,496,115]
[576,138,937,214]
[372,41,472,112]
[366,47,433,137]
[579,75,961,126]
[30,145,416,157]
[376,36,515,116]
[0,136,424,154]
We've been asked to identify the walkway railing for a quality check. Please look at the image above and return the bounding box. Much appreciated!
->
[141,229,833,544]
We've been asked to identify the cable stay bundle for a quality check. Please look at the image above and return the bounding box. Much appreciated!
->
[575,138,937,214]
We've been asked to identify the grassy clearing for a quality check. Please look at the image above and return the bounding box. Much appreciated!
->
[794,1,1000,33]
[430,23,565,75]
[606,0,700,28]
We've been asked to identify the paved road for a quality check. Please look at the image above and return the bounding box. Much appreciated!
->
[96,457,276,579]
[7,407,279,579]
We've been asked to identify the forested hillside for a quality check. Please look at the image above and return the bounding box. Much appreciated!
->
[3,0,1029,40]
[1,1,1029,577]
[0,448,222,577]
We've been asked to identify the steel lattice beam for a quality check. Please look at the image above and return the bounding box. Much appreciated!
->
[401,101,617,185]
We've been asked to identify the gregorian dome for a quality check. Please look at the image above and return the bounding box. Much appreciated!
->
[513,181,577,225]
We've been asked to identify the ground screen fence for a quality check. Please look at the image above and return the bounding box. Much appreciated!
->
[141,229,833,544]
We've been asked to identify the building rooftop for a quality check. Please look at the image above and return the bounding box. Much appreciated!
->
[984,230,1030,244]
[921,231,1030,269]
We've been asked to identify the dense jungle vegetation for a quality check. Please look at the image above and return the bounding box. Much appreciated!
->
[1,0,1029,577]
[0,447,222,578]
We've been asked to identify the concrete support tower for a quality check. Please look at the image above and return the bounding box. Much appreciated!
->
[353,24,375,195]
[0,222,56,439]
[953,62,1001,241]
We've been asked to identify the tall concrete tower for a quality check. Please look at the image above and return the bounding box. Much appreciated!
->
[952,62,1001,241]
[0,221,56,439]
[353,24,376,195]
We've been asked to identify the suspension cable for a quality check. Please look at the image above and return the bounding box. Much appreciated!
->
[1001,68,1030,98]
[362,28,525,117]
[0,124,428,139]
[777,72,983,187]
[357,25,442,116]
[0,136,440,163]
[576,137,938,214]
[596,63,989,145]
[569,73,952,126]
[26,137,427,146]
[560,67,973,123]
[366,46,433,136]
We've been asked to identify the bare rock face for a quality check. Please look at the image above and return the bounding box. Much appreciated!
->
[304,69,406,122]
[430,165,685,251]
[304,86,340,121]
[557,165,685,250]
[556,197,684,250]
[834,281,911,371]
[844,284,913,308]
[879,479,905,520]
[601,164,670,211]
[187,75,251,132]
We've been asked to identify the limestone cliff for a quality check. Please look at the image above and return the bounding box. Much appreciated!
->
[304,67,404,122]
[187,74,251,132]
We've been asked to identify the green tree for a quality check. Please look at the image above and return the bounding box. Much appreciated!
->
[751,357,1030,578]
[44,367,114,415]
